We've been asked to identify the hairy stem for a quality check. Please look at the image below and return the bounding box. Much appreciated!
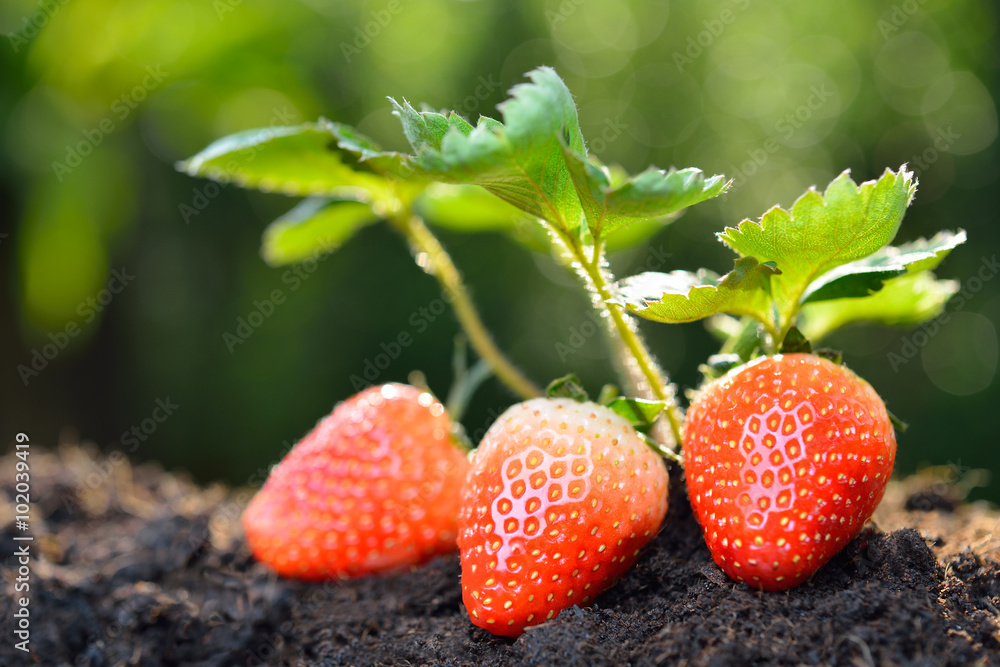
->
[556,232,684,450]
[391,213,542,401]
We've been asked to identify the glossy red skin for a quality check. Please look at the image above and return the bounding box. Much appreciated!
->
[458,398,668,637]
[243,383,469,580]
[684,354,896,591]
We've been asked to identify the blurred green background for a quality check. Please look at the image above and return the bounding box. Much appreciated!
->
[1,0,997,500]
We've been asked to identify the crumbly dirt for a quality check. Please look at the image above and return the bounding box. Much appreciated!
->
[1,444,998,666]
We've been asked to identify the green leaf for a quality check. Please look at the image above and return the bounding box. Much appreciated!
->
[560,146,730,241]
[802,229,966,303]
[618,257,780,324]
[391,67,586,232]
[414,183,527,233]
[718,166,916,331]
[326,122,416,179]
[178,120,389,201]
[260,198,379,266]
[604,397,667,431]
[798,271,960,342]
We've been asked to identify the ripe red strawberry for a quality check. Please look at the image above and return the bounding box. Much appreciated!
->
[458,398,668,637]
[243,383,469,580]
[684,353,896,591]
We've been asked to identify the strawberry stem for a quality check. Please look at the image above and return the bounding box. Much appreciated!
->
[551,229,684,452]
[389,211,543,401]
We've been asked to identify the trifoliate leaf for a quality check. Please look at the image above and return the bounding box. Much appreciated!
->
[718,166,916,331]
[560,146,730,241]
[391,67,586,233]
[798,271,959,342]
[178,120,389,200]
[260,198,379,266]
[802,229,966,303]
[618,257,780,324]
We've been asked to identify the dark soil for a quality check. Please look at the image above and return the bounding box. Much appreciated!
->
[2,445,999,666]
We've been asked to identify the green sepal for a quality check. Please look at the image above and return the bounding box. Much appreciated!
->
[596,384,620,405]
[547,374,589,402]
[779,326,812,354]
[604,397,668,433]
[814,348,844,365]
[888,409,909,433]
[699,353,744,380]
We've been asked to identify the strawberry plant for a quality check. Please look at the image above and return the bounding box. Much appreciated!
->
[181,66,965,630]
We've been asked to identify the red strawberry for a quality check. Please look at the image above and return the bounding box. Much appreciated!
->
[684,353,896,590]
[458,398,668,637]
[243,383,469,580]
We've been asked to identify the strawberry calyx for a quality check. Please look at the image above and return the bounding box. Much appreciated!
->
[545,374,675,462]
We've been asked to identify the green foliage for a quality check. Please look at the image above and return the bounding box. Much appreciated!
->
[178,121,389,201]
[799,272,961,342]
[618,257,779,324]
[261,198,379,266]
[391,67,586,232]
[622,166,964,349]
[414,184,527,233]
[718,168,915,332]
[801,229,966,303]
[561,151,729,241]
[392,67,727,244]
